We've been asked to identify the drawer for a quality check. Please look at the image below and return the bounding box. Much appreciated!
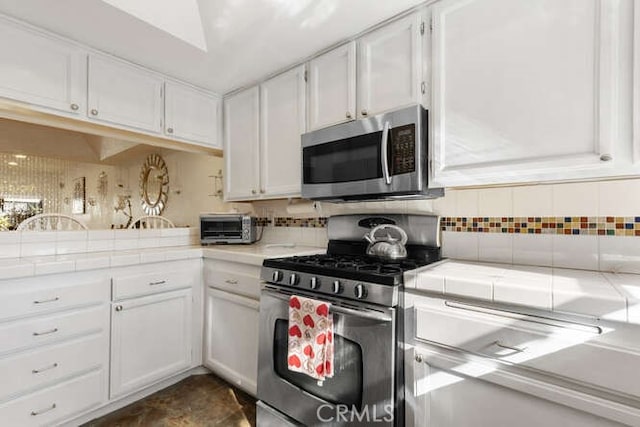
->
[0,305,108,356]
[112,268,195,300]
[0,368,105,427]
[0,277,109,322]
[411,295,640,398]
[0,332,107,401]
[204,260,260,299]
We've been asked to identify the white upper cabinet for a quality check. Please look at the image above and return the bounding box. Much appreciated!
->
[430,0,628,187]
[260,65,307,198]
[164,82,221,148]
[308,42,356,130]
[224,86,261,200]
[88,54,164,133]
[358,11,424,118]
[0,18,86,116]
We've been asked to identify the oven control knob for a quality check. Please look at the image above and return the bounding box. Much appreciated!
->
[289,274,299,286]
[272,271,283,282]
[332,280,343,294]
[310,277,320,289]
[354,283,367,299]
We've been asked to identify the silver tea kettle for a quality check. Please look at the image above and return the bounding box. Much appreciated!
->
[363,224,408,260]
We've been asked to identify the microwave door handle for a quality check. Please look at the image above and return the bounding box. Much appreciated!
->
[381,121,392,185]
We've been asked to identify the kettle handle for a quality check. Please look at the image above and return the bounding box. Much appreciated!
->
[368,224,408,246]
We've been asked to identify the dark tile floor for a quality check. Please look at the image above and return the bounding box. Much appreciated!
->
[83,374,256,427]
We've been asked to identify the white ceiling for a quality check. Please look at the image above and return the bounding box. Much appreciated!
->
[0,0,425,94]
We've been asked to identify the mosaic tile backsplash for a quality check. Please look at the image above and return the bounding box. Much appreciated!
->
[256,217,327,228]
[441,217,640,236]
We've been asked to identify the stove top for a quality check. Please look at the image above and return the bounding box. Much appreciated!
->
[263,253,436,286]
[261,214,441,306]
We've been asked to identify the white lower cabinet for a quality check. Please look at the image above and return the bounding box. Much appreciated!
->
[0,369,106,427]
[204,287,259,395]
[405,292,640,427]
[0,272,110,426]
[408,347,623,427]
[110,288,193,399]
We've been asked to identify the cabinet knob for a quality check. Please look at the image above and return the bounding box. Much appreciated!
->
[251,190,257,195]
[90,109,98,116]
[260,189,265,194]
[600,154,613,162]
[167,127,174,134]
[361,109,368,116]
[346,111,352,119]
[115,305,123,312]
[415,354,424,363]
[70,103,79,111]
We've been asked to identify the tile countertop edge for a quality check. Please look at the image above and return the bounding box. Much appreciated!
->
[0,244,326,280]
[408,258,636,325]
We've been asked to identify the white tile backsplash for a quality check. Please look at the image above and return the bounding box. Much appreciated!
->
[442,231,478,261]
[512,234,553,267]
[512,185,553,216]
[455,190,479,217]
[598,180,640,216]
[478,233,513,264]
[478,187,513,217]
[599,236,640,274]
[552,235,598,270]
[552,182,599,216]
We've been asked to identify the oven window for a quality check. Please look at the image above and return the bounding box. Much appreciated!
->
[303,132,383,184]
[273,319,363,409]
[201,220,242,238]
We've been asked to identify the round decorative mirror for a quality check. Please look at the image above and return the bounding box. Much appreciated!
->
[139,154,169,215]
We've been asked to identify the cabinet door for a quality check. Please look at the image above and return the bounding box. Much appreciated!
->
[407,348,625,427]
[431,0,624,187]
[358,12,424,118]
[110,289,192,398]
[0,19,86,116]
[224,86,260,200]
[204,287,259,396]
[88,55,163,133]
[308,42,356,130]
[260,65,307,198]
[165,82,221,147]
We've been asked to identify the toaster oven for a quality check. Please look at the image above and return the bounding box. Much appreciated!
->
[200,214,257,244]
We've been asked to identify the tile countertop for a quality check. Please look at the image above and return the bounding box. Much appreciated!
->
[406,259,640,325]
[201,243,325,266]
[0,244,326,280]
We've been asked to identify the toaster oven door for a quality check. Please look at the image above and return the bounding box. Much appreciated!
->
[200,217,244,241]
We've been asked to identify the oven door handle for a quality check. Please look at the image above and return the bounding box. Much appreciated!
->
[381,121,392,185]
[262,288,393,323]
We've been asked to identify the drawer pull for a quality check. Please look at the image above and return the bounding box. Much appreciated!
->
[33,297,60,305]
[225,279,239,285]
[32,363,59,374]
[31,403,56,416]
[33,328,58,337]
[494,341,527,354]
[149,280,166,286]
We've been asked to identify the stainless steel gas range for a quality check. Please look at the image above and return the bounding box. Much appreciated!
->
[256,214,441,426]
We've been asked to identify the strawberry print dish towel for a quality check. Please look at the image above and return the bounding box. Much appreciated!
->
[287,295,334,381]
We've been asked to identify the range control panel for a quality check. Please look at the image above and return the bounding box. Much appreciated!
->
[260,267,399,307]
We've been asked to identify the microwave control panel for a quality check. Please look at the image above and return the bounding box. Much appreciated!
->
[390,124,416,175]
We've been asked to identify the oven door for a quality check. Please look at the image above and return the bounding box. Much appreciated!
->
[258,286,396,426]
[301,104,425,201]
[200,217,243,242]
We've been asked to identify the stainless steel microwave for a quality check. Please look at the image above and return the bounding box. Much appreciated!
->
[200,214,257,245]
[301,104,443,201]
